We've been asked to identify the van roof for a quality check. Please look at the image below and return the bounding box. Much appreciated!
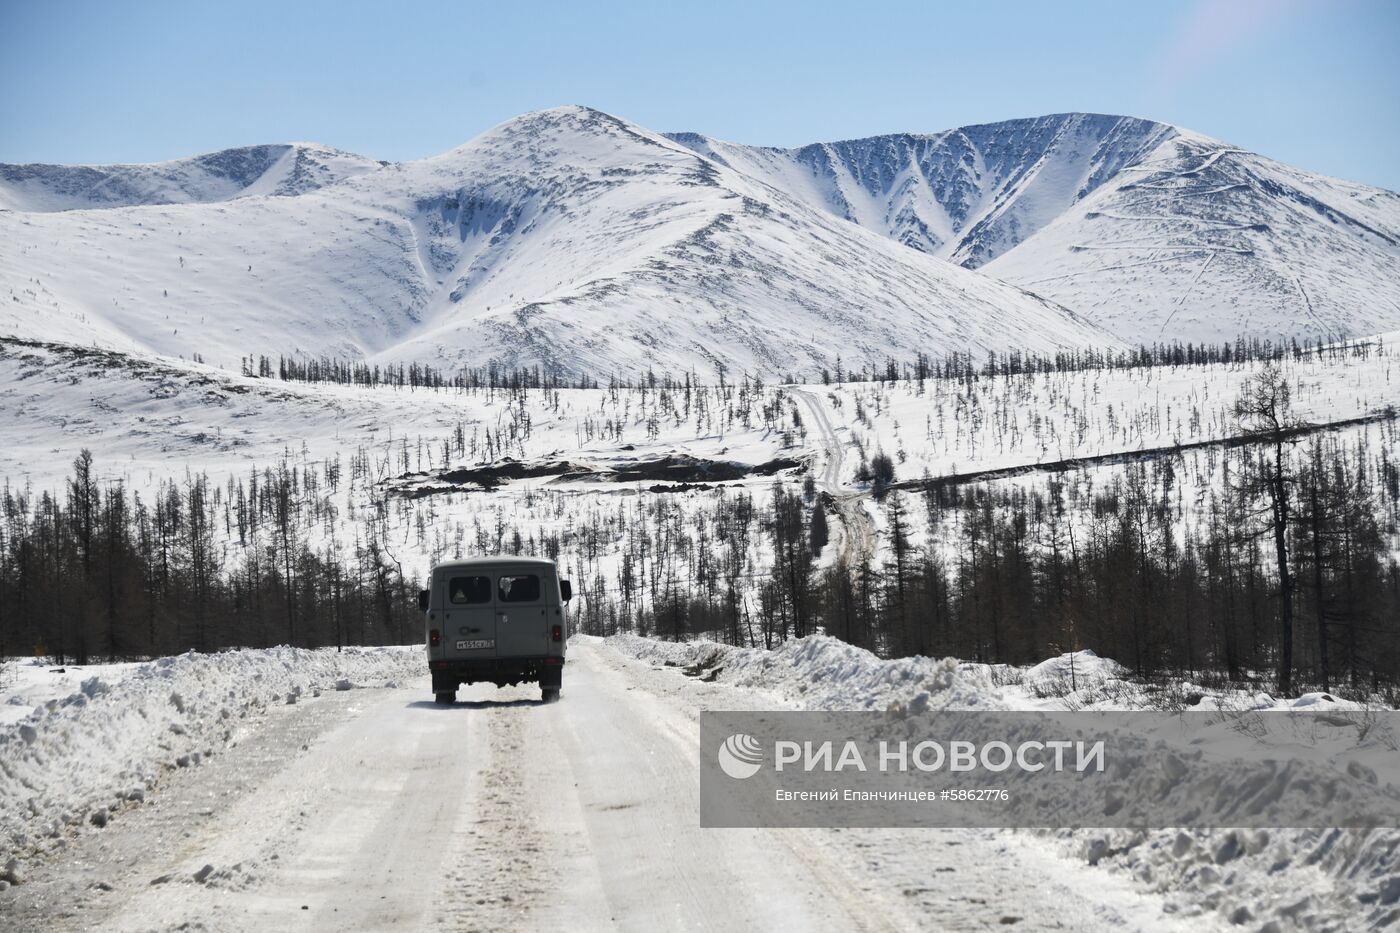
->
[432,555,558,571]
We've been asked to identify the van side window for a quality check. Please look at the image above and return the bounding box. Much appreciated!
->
[448,576,492,604]
[498,574,541,603]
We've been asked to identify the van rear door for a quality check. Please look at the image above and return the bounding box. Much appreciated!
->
[495,570,550,658]
[441,572,497,658]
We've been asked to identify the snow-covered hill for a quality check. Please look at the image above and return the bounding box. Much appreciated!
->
[668,114,1400,347]
[5,107,1397,373]
[0,107,1107,378]
[983,130,1400,344]
[0,143,384,212]
[668,113,1175,268]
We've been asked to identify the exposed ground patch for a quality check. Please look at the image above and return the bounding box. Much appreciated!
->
[389,453,805,497]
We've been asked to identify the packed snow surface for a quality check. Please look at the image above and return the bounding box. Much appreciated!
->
[0,646,420,867]
[2,633,1395,931]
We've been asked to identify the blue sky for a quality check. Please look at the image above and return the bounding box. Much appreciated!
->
[2,0,1397,189]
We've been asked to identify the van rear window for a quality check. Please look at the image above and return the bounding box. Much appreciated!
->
[498,574,541,603]
[448,576,492,604]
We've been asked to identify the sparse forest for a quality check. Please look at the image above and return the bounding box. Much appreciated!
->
[0,450,420,661]
[565,422,1400,694]
[2,344,1397,700]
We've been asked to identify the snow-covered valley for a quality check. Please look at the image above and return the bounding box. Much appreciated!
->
[3,99,1400,933]
[3,332,1398,928]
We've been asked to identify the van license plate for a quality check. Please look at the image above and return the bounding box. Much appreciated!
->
[456,639,494,650]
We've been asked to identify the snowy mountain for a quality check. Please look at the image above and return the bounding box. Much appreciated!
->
[0,106,1107,378]
[667,113,1175,268]
[4,107,1397,374]
[981,131,1400,344]
[668,114,1400,346]
[0,143,384,212]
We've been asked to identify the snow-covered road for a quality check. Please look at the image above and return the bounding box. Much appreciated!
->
[793,386,877,566]
[3,640,1211,932]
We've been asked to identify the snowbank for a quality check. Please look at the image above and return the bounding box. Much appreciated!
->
[0,645,421,871]
[608,633,1008,712]
[974,649,1376,715]
[1022,649,1126,690]
[609,634,1400,931]
[1,658,148,727]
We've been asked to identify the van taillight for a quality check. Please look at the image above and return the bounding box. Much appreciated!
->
[429,629,441,647]
[551,625,562,642]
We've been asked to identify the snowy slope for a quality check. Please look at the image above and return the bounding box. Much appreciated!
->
[0,143,384,212]
[4,331,1394,620]
[5,106,1395,371]
[0,107,1109,378]
[669,114,1400,347]
[668,113,1174,267]
[984,130,1400,344]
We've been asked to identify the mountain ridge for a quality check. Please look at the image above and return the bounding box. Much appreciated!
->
[665,113,1400,344]
[665,113,1183,266]
[0,105,1110,378]
[2,105,1396,364]
[0,142,385,212]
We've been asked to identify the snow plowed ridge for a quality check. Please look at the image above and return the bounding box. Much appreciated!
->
[0,647,421,867]
[607,634,1400,930]
[607,632,1011,712]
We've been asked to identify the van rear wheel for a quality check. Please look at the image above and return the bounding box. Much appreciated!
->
[434,691,455,705]
[541,687,560,704]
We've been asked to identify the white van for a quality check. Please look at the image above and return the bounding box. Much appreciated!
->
[418,556,572,703]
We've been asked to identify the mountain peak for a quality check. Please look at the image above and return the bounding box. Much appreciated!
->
[461,104,674,151]
[408,104,709,192]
